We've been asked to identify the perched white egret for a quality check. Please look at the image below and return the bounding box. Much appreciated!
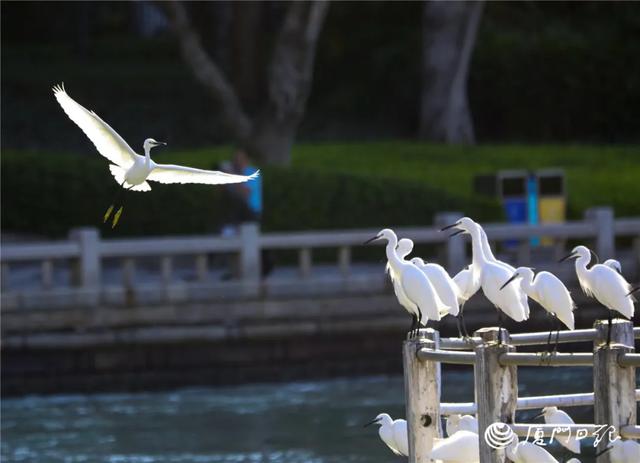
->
[366,229,449,334]
[53,84,258,227]
[410,257,461,318]
[451,264,481,338]
[386,238,414,282]
[429,430,479,463]
[364,413,408,457]
[501,266,576,351]
[604,259,623,275]
[534,406,580,454]
[605,438,640,463]
[442,218,529,330]
[478,226,529,318]
[506,439,559,463]
[560,245,635,343]
[566,459,582,463]
[445,414,478,436]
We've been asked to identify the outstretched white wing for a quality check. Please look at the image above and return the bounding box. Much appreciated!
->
[148,163,260,186]
[52,84,139,168]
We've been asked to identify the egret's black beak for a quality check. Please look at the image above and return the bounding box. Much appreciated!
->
[440,222,461,232]
[532,412,544,420]
[363,418,380,428]
[500,273,520,291]
[363,235,381,245]
[449,230,465,238]
[558,252,577,263]
[156,141,167,146]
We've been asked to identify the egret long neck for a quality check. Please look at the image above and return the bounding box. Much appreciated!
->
[143,146,151,167]
[385,236,402,272]
[467,226,487,268]
[480,228,497,262]
[575,253,591,287]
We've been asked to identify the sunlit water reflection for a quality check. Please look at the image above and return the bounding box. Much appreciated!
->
[2,368,601,462]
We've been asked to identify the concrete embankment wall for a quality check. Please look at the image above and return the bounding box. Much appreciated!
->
[1,290,616,396]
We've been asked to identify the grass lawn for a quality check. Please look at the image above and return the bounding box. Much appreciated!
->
[157,142,640,219]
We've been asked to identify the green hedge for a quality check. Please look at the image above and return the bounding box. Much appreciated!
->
[1,150,502,238]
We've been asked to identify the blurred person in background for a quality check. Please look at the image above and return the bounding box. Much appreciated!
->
[220,149,273,278]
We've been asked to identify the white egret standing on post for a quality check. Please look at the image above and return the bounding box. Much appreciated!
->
[534,406,580,454]
[441,218,529,339]
[363,413,408,457]
[429,430,480,463]
[53,84,259,227]
[560,245,635,344]
[500,267,576,353]
[365,229,449,336]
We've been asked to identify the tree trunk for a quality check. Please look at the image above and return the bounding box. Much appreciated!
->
[165,0,329,166]
[418,0,483,144]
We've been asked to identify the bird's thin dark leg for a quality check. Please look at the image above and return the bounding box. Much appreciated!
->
[497,309,504,345]
[606,309,613,346]
[104,182,126,223]
[111,185,135,229]
[545,313,554,356]
[456,314,464,339]
[408,314,417,339]
[553,316,561,353]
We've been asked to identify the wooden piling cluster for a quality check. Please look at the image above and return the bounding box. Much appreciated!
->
[402,319,639,463]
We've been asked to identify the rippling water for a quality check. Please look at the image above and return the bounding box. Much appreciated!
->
[2,368,599,462]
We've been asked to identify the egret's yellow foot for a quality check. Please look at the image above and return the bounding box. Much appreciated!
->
[112,206,124,228]
[103,205,115,223]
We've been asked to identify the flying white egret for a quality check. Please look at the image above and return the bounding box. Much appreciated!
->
[534,406,580,454]
[501,267,576,352]
[366,229,449,335]
[53,84,259,227]
[441,218,529,338]
[603,438,640,463]
[429,430,480,463]
[445,414,478,436]
[364,413,408,457]
[560,245,636,344]
[506,439,559,463]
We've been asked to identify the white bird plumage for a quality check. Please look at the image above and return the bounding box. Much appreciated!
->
[607,439,640,463]
[506,440,559,463]
[365,413,408,457]
[429,430,480,463]
[447,218,529,323]
[539,406,580,454]
[53,84,258,191]
[502,267,576,331]
[562,246,635,319]
[604,259,623,275]
[411,256,461,317]
[445,414,478,436]
[371,229,449,330]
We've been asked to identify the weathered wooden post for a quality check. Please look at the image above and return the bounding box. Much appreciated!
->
[474,327,518,463]
[585,207,614,259]
[404,328,442,463]
[434,212,465,274]
[593,319,636,463]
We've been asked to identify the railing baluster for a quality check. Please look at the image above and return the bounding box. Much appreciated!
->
[338,246,351,277]
[195,254,208,282]
[122,258,135,288]
[161,256,172,287]
[41,259,54,289]
[299,248,312,278]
